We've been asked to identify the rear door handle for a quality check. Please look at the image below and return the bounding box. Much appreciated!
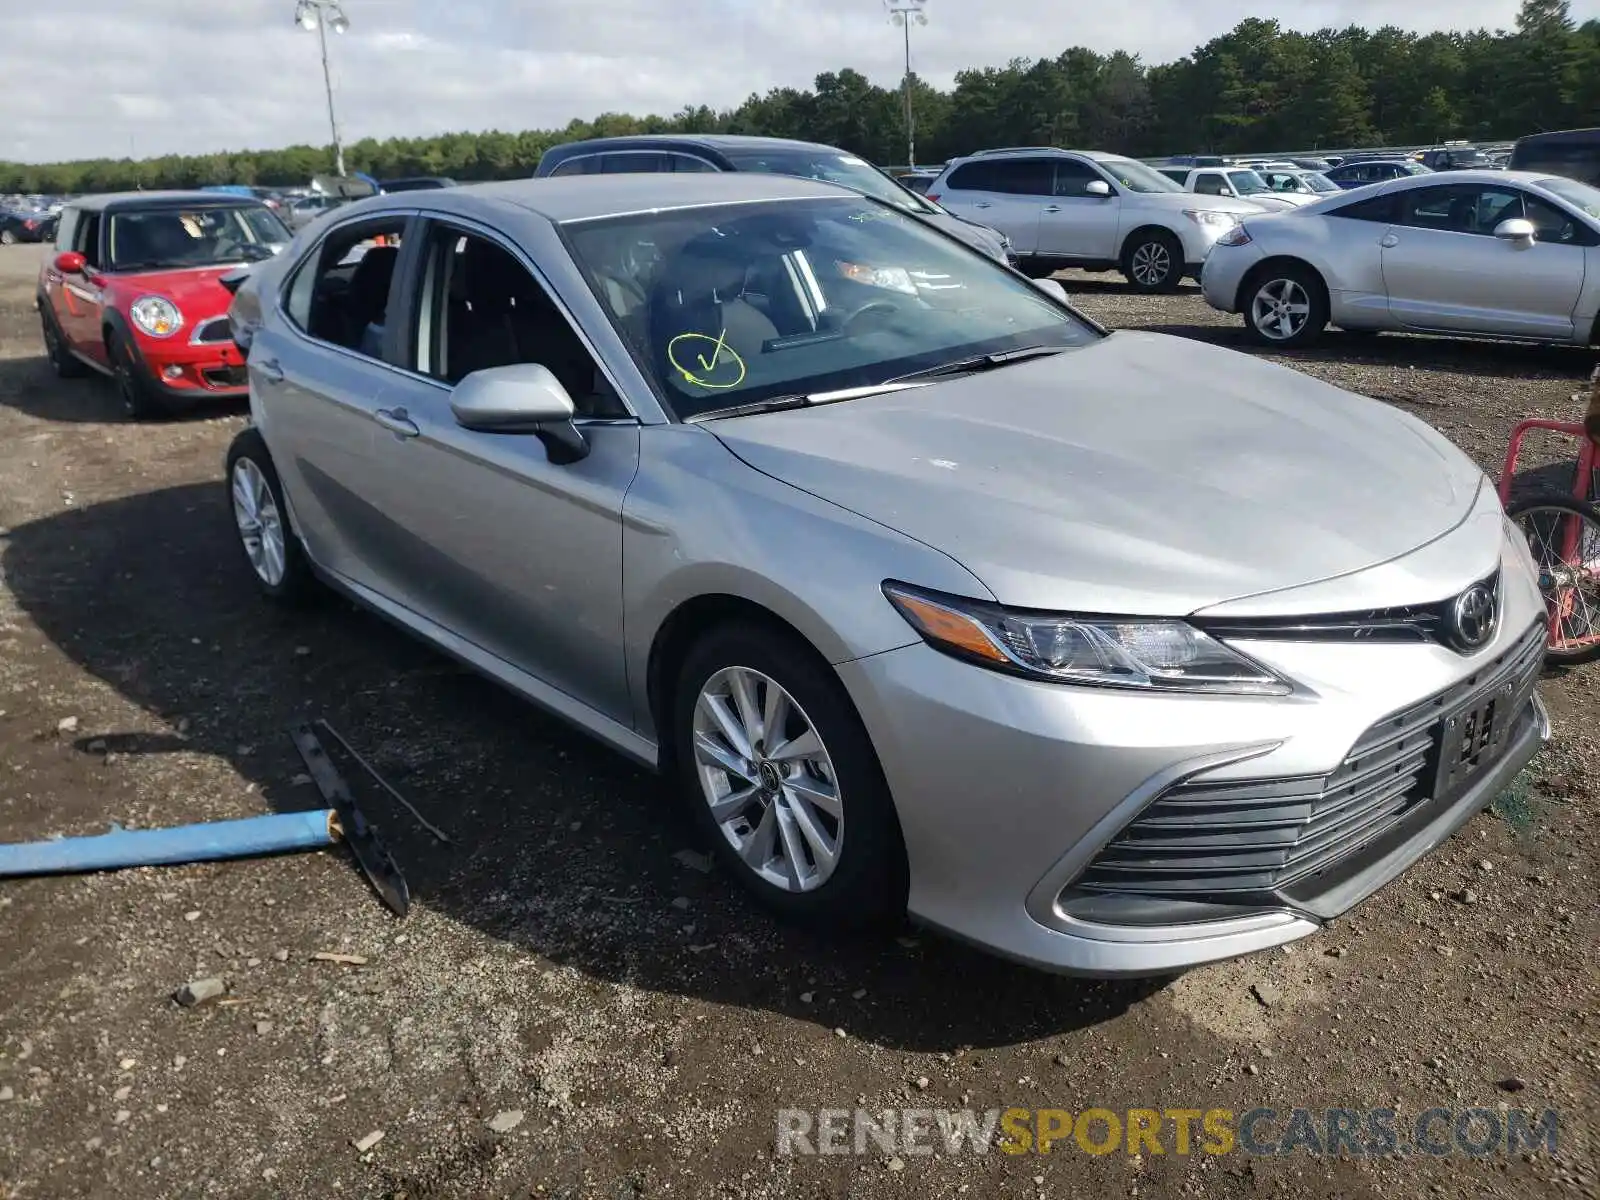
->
[1043,204,1062,213]
[374,407,420,439]
[256,358,284,384]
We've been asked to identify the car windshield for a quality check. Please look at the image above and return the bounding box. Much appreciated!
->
[108,204,290,270]
[724,150,937,215]
[1538,177,1600,219]
[1300,171,1340,193]
[1403,161,1433,175]
[562,196,1099,420]
[1097,158,1185,194]
[1226,170,1271,195]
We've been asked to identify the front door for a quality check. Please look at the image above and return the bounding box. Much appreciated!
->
[1035,159,1122,261]
[1382,183,1587,339]
[361,221,639,724]
[54,211,107,365]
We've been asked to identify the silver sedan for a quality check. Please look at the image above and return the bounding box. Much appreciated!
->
[224,173,1549,976]
[1201,169,1600,347]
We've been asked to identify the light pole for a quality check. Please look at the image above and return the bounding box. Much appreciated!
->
[884,0,928,169]
[295,0,351,177]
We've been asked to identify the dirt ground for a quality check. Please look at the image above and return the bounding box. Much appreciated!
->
[0,242,1594,1200]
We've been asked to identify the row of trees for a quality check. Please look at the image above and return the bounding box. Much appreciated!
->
[3,1,1596,195]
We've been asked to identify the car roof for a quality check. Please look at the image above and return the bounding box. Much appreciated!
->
[67,190,262,213]
[338,172,862,225]
[543,133,849,159]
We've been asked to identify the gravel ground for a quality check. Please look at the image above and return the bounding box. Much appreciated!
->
[0,245,1595,1200]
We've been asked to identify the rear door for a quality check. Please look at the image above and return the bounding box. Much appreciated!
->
[934,159,1051,255]
[1035,158,1121,260]
[249,213,415,592]
[1381,183,1587,338]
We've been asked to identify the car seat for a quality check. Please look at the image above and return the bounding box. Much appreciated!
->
[342,244,400,351]
[650,236,779,372]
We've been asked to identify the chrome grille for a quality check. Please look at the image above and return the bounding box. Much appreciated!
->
[1072,624,1545,903]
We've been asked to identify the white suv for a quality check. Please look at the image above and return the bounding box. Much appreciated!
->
[927,148,1268,291]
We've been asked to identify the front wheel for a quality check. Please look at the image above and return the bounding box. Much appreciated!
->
[1122,231,1184,293]
[1505,494,1600,666]
[672,624,907,929]
[1242,264,1329,348]
[107,330,163,420]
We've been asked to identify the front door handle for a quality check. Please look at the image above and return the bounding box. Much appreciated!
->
[374,407,420,439]
[1380,233,1400,248]
[256,358,284,384]
[1043,204,1062,213]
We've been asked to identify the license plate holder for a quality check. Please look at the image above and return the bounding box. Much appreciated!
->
[1432,676,1529,803]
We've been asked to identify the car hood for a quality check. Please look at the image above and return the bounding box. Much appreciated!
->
[920,211,1008,261]
[109,261,280,318]
[710,331,1485,615]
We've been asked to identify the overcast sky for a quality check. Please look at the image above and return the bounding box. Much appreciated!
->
[3,0,1596,164]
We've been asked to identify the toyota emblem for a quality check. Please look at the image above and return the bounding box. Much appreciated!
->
[1449,582,1498,652]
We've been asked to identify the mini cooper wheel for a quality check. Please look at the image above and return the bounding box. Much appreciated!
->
[107,330,163,420]
[1243,264,1329,347]
[1122,230,1183,293]
[673,624,907,928]
[226,428,314,604]
[39,306,87,378]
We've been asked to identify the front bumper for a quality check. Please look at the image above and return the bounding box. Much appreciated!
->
[1200,241,1263,313]
[838,531,1549,977]
[130,330,249,402]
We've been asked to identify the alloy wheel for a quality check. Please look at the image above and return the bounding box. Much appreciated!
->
[230,457,288,587]
[1251,278,1312,341]
[691,666,843,892]
[1130,240,1173,288]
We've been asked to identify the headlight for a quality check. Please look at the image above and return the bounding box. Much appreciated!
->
[1183,209,1239,230]
[129,295,183,337]
[883,582,1291,695]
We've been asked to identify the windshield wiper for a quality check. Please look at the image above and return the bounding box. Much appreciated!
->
[887,344,1068,385]
[687,394,812,422]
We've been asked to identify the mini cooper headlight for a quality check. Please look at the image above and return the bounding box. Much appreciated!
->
[129,295,183,338]
[883,582,1291,695]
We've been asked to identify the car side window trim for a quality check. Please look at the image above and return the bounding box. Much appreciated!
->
[388,212,643,424]
[546,149,721,176]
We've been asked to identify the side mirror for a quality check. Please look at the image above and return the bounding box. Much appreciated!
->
[53,251,86,275]
[1493,218,1536,245]
[1031,277,1068,303]
[450,362,590,464]
[1085,180,1112,198]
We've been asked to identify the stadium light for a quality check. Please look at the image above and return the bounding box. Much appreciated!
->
[884,0,929,169]
[294,1,351,177]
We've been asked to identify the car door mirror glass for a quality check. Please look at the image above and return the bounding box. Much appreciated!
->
[1493,217,1536,243]
[1085,180,1112,198]
[450,362,590,463]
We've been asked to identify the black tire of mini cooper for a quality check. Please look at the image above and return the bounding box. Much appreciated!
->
[107,330,164,420]
[672,623,909,930]
[39,305,87,378]
[1504,493,1600,667]
[1122,230,1184,293]
[225,428,317,606]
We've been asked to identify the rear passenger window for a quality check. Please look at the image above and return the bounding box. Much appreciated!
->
[988,161,1054,196]
[55,208,80,252]
[668,154,717,173]
[282,218,407,361]
[77,214,102,267]
[1328,193,1398,223]
[945,161,997,192]
[412,227,624,418]
[546,157,594,177]
[601,153,670,173]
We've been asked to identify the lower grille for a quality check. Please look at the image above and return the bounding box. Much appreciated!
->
[190,316,233,344]
[202,365,248,388]
[1071,624,1545,905]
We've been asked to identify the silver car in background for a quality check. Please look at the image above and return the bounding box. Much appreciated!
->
[1201,168,1600,346]
[224,173,1548,976]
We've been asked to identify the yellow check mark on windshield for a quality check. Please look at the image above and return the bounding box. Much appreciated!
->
[696,328,729,373]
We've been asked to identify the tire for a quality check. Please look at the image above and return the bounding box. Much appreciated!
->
[672,622,908,930]
[1121,230,1184,293]
[1241,262,1329,348]
[38,304,87,379]
[107,329,164,420]
[1504,494,1600,667]
[0,229,16,246]
[225,427,317,606]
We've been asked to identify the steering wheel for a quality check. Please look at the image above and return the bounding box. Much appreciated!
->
[839,299,903,332]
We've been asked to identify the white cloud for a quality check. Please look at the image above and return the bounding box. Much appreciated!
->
[1,0,1594,162]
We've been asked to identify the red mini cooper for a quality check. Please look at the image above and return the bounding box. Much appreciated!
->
[36,191,291,418]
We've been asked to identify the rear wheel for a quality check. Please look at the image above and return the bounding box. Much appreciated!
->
[39,305,87,378]
[672,623,907,930]
[1505,494,1600,666]
[1122,230,1184,293]
[107,330,163,420]
[1242,263,1328,348]
[226,428,316,605]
